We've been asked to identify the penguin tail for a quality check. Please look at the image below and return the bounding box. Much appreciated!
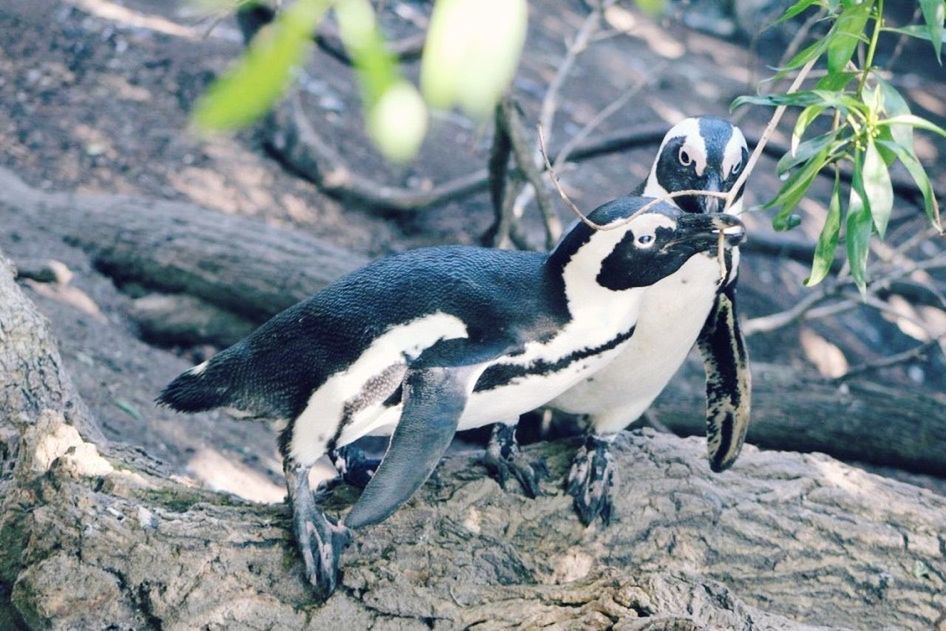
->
[156,358,232,413]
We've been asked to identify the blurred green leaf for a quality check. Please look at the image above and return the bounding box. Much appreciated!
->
[769,146,830,230]
[806,172,843,286]
[882,24,946,46]
[827,3,871,74]
[336,0,398,105]
[862,137,893,236]
[421,0,528,119]
[877,138,943,231]
[366,81,428,162]
[732,90,866,115]
[193,0,329,131]
[919,0,946,62]
[633,0,666,17]
[846,152,873,293]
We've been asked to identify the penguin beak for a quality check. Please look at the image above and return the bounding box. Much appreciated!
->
[672,213,745,251]
[698,173,723,214]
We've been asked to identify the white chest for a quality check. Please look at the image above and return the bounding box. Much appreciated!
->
[551,252,728,431]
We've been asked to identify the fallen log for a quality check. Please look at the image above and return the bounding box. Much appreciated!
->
[0,167,366,323]
[655,360,946,477]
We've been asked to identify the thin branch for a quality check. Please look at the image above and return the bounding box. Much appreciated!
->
[725,57,818,212]
[503,97,561,248]
[832,334,946,382]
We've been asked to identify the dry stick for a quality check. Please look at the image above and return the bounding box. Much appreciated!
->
[734,9,825,124]
[552,69,661,172]
[833,334,946,382]
[725,57,818,213]
[503,97,561,248]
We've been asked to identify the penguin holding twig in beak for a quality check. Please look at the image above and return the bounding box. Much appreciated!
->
[158,197,745,600]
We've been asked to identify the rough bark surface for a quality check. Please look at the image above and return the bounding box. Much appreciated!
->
[2,249,946,630]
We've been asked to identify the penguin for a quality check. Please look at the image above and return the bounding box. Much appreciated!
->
[560,116,751,524]
[481,116,752,524]
[157,197,745,600]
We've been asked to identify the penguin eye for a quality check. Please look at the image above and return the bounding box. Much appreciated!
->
[731,159,742,176]
[636,234,655,248]
[678,147,692,166]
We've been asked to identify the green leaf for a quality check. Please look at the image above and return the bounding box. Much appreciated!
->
[919,0,946,62]
[882,24,946,43]
[777,0,821,25]
[366,81,428,163]
[876,139,943,231]
[792,105,828,155]
[768,146,830,230]
[806,172,843,286]
[782,36,830,71]
[827,3,871,74]
[862,137,894,236]
[878,114,946,139]
[778,129,841,175]
[876,77,913,150]
[193,0,329,130]
[336,0,398,105]
[816,70,856,91]
[846,152,873,294]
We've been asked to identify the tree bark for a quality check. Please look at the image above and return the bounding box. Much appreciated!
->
[2,246,946,630]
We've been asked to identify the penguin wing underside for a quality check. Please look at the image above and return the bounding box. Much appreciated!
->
[697,281,751,472]
[344,364,481,530]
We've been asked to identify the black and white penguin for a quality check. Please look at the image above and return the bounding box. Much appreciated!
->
[558,116,752,524]
[481,116,753,524]
[157,197,745,600]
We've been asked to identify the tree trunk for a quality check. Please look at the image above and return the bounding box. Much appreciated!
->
[1,249,945,630]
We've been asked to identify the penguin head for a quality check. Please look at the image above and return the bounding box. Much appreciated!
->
[643,116,748,215]
[594,200,746,290]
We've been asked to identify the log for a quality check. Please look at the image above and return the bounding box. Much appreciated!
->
[655,360,946,477]
[0,167,366,323]
[127,293,256,348]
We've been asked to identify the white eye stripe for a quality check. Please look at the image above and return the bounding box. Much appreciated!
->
[722,126,748,178]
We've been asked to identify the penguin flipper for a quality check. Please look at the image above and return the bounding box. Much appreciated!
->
[697,281,751,473]
[344,365,478,530]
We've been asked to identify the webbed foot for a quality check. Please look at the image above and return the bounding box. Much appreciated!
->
[483,423,547,498]
[330,444,380,489]
[566,434,615,526]
[285,461,353,600]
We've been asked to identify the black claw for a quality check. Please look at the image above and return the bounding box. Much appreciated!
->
[566,434,615,526]
[285,461,353,601]
[330,445,381,489]
[483,424,546,498]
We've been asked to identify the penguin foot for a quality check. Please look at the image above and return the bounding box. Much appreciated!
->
[330,445,380,489]
[483,423,547,498]
[285,461,353,601]
[566,434,615,526]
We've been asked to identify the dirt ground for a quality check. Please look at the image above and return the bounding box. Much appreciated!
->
[1,0,945,500]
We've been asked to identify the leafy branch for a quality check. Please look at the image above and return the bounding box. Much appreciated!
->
[733,0,946,292]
